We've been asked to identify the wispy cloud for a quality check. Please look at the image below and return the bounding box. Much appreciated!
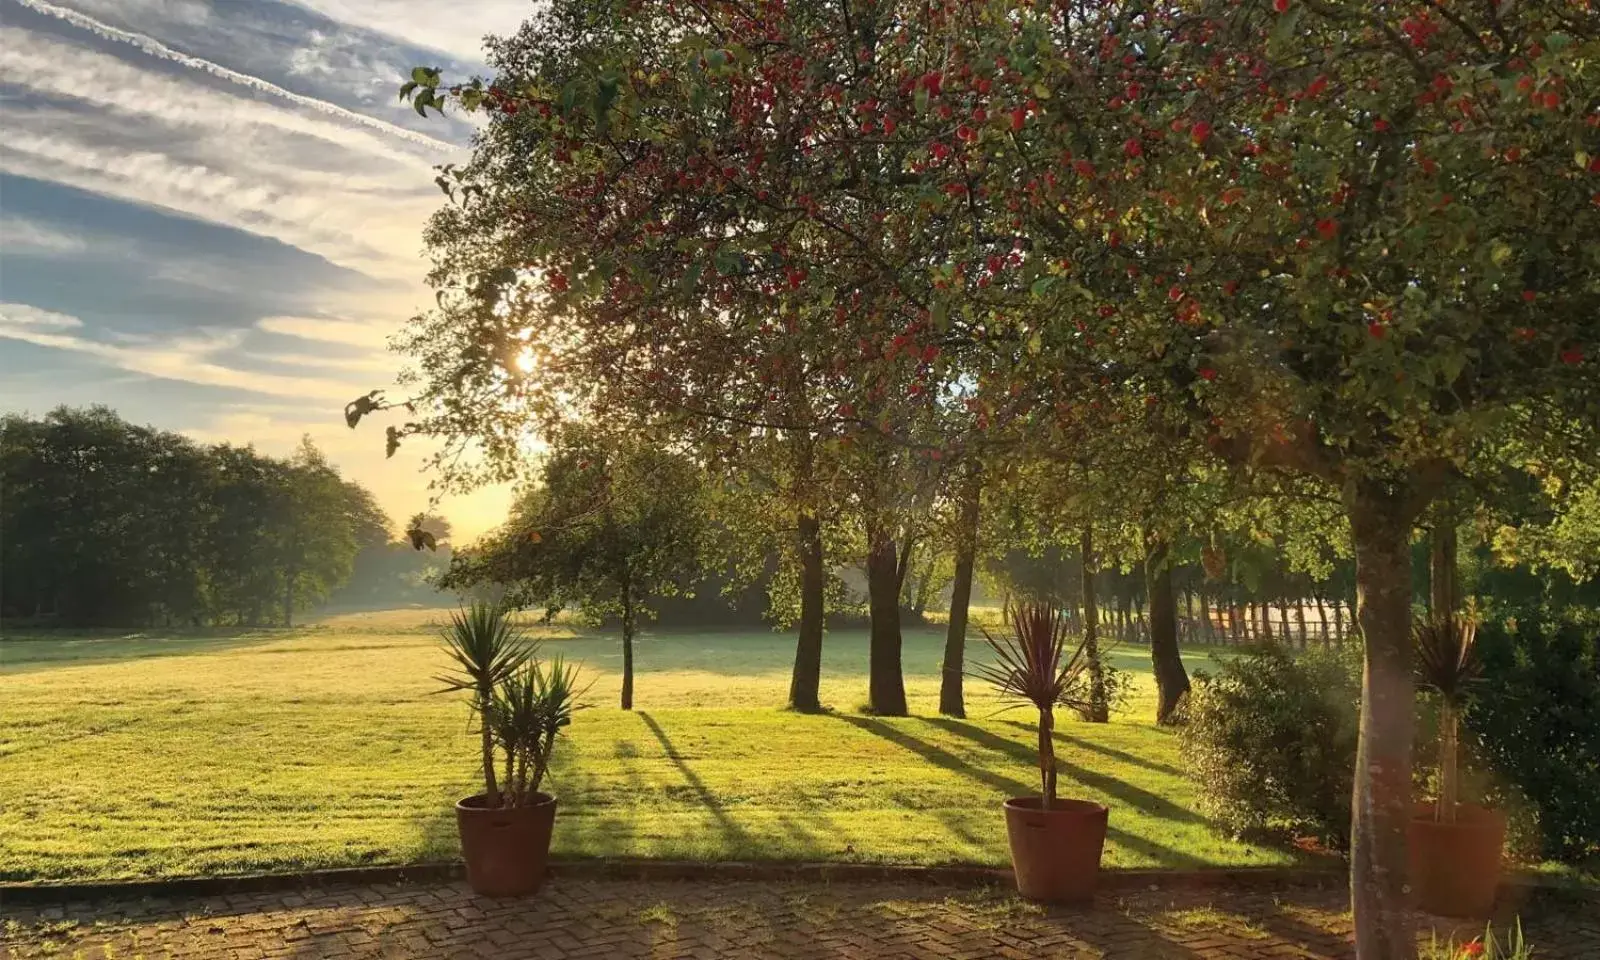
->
[258,314,394,349]
[12,0,458,152]
[0,302,85,329]
[0,214,88,254]
[0,302,374,402]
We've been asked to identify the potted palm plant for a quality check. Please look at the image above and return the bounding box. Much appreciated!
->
[438,603,587,897]
[1409,610,1503,917]
[973,602,1110,903]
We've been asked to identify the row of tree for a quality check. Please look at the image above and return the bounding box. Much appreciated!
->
[343,2,1600,954]
[1,407,392,627]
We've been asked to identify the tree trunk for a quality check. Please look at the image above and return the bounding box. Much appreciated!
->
[1295,597,1308,647]
[1038,704,1058,807]
[866,524,908,716]
[1081,526,1109,722]
[789,510,825,713]
[940,474,981,718]
[1348,483,1420,960]
[1145,536,1190,725]
[1436,701,1459,825]
[1316,595,1329,647]
[1429,523,1457,616]
[620,585,636,711]
[1334,597,1345,644]
[1198,592,1212,643]
[479,686,500,805]
[282,572,294,629]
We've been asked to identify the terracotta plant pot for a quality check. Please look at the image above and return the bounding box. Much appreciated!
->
[1408,801,1505,917]
[456,792,557,897]
[1003,797,1109,903]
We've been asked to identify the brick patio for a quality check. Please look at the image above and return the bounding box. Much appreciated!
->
[4,876,1596,959]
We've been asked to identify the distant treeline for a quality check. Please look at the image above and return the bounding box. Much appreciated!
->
[1,406,396,627]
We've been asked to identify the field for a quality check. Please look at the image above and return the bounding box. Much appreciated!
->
[0,609,1308,884]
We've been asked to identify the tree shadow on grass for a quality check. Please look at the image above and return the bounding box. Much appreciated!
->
[831,715,1207,869]
[926,717,1207,826]
[997,718,1190,779]
[638,711,754,854]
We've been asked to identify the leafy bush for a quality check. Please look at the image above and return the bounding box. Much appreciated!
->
[1180,643,1361,848]
[1466,617,1600,862]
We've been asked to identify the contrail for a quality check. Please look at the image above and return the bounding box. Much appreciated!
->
[10,0,459,153]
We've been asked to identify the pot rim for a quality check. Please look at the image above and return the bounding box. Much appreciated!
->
[1003,796,1109,816]
[1409,800,1503,826]
[456,791,556,813]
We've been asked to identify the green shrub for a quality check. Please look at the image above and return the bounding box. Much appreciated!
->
[1180,643,1361,848]
[1466,617,1600,863]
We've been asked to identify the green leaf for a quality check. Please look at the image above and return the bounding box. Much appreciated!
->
[1031,276,1056,297]
[931,300,949,329]
[1268,4,1304,56]
[678,260,705,294]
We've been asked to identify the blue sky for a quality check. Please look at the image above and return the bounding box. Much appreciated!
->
[0,0,532,538]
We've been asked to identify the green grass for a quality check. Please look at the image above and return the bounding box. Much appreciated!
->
[0,608,1305,884]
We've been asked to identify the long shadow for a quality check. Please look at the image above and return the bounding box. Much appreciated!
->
[928,718,1206,825]
[831,715,1206,868]
[638,711,752,852]
[998,718,1189,779]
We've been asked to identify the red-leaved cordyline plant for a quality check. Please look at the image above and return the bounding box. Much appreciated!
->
[972,602,1096,808]
[1413,610,1482,824]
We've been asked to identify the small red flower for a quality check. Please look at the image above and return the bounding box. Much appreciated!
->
[1316,218,1339,240]
[1561,346,1585,365]
[1198,366,1218,381]
[1460,940,1485,958]
[956,124,977,142]
[1368,321,1386,339]
[1190,121,1212,144]
[1273,0,1289,11]
[1522,290,1537,303]
[1123,137,1143,158]
[1168,285,1184,302]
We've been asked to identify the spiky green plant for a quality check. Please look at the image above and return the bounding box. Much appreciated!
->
[489,656,590,807]
[1419,918,1532,960]
[1413,610,1482,823]
[436,603,535,807]
[971,602,1096,807]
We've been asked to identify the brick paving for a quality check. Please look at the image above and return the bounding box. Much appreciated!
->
[4,877,1597,959]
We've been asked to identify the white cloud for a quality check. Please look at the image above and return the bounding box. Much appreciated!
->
[0,215,88,255]
[0,303,381,401]
[289,0,530,61]
[0,302,86,329]
[11,0,457,152]
[258,315,393,349]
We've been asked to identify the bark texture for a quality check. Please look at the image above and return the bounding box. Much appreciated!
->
[1145,537,1190,725]
[788,510,826,712]
[939,474,981,718]
[1348,483,1419,960]
[866,524,908,716]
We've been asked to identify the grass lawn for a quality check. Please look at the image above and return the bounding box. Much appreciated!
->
[0,608,1307,884]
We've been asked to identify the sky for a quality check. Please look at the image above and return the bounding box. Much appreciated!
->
[0,0,535,541]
